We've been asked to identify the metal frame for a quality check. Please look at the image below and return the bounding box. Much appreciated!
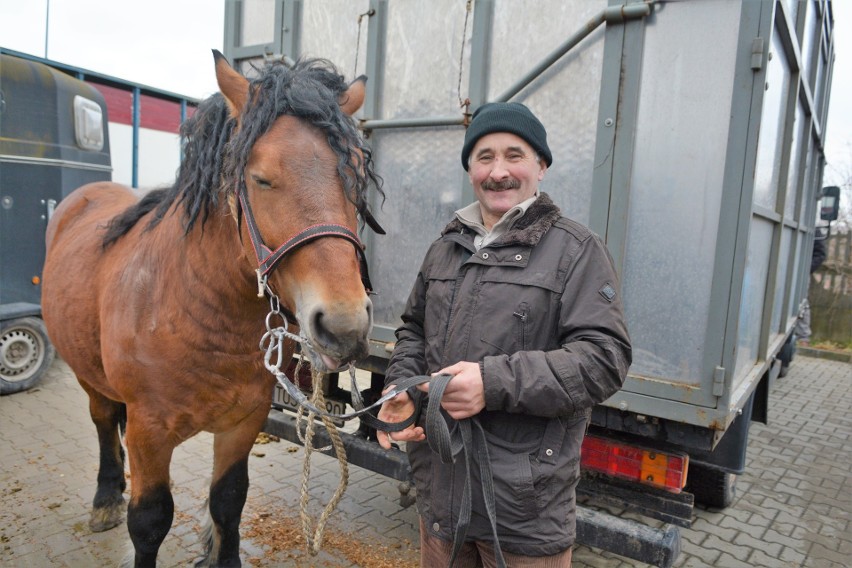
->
[220,1,834,433]
[598,0,834,431]
[223,0,300,66]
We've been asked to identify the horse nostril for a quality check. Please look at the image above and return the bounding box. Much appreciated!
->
[311,310,330,345]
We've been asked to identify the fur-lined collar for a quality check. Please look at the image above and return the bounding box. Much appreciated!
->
[442,192,562,247]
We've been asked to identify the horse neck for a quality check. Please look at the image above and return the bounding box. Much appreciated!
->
[161,205,261,310]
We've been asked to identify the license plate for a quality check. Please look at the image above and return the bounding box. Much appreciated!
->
[272,384,346,427]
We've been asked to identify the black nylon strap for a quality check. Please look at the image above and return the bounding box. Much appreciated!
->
[418,375,506,568]
[277,370,506,567]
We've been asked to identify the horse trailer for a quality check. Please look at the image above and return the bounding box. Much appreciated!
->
[0,49,197,394]
[0,53,111,394]
[224,0,834,565]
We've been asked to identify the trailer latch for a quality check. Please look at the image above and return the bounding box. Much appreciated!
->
[712,366,725,397]
[751,37,765,70]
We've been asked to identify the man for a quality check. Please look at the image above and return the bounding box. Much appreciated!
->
[377,102,632,567]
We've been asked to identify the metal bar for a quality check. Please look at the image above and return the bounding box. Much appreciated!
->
[361,0,388,278]
[711,0,772,414]
[223,0,242,63]
[600,0,648,282]
[759,3,800,350]
[132,87,140,188]
[0,155,112,172]
[363,0,387,119]
[263,409,411,481]
[280,0,302,59]
[576,507,680,568]
[180,99,188,163]
[360,116,465,131]
[588,3,628,238]
[467,0,494,110]
[492,3,650,103]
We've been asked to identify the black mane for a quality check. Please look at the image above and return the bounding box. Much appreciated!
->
[103,57,382,248]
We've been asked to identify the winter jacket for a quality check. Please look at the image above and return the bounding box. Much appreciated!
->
[385,193,632,556]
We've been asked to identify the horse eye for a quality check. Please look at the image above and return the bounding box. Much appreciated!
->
[251,175,272,189]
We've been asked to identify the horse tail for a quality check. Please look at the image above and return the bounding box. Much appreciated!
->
[102,188,169,249]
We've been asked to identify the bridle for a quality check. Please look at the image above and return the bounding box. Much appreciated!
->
[237,188,376,300]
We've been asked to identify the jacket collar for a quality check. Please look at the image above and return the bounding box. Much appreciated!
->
[442,192,562,247]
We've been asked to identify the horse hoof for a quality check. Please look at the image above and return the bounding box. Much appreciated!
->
[89,503,125,532]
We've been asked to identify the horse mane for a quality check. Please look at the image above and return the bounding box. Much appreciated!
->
[102,57,383,249]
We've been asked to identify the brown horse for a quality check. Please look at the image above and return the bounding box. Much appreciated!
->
[41,51,382,567]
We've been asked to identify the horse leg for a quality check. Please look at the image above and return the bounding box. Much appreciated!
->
[124,417,176,568]
[199,410,268,567]
[81,383,128,532]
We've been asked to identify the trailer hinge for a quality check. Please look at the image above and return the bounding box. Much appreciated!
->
[750,37,765,70]
[712,366,726,397]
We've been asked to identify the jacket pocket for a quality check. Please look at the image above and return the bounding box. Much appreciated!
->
[530,414,586,516]
[476,432,540,532]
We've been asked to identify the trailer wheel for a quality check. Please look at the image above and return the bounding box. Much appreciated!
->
[0,317,55,395]
[687,463,737,509]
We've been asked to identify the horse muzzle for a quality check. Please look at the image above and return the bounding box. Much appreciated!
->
[298,297,372,373]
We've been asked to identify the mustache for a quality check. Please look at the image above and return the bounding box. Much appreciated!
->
[480,179,521,191]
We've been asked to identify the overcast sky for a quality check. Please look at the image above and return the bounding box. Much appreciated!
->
[0,0,848,183]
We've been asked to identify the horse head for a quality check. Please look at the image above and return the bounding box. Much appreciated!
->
[214,51,377,373]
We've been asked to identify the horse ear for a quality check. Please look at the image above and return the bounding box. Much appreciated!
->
[212,49,249,117]
[339,75,367,116]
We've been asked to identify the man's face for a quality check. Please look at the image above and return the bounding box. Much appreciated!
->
[467,132,547,229]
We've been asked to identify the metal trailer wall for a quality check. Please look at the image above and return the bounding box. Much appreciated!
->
[223,0,834,436]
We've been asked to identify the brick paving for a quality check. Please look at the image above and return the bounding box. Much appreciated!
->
[1,353,849,567]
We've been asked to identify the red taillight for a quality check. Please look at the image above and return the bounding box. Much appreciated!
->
[581,435,689,492]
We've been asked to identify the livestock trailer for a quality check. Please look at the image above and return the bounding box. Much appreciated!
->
[0,49,197,394]
[224,1,836,565]
[0,53,110,394]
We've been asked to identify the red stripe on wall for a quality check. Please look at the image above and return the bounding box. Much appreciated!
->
[87,82,196,134]
[140,95,182,133]
[91,83,133,125]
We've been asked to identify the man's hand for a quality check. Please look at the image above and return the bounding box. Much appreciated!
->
[417,361,485,420]
[377,387,425,450]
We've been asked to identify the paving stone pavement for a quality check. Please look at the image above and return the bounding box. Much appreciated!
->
[1,353,849,567]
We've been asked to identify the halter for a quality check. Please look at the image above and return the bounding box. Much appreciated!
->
[237,189,375,299]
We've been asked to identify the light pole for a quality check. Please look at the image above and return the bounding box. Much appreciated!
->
[44,0,50,58]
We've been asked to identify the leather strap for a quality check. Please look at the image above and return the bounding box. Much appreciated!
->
[239,191,375,293]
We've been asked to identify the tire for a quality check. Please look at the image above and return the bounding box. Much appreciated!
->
[0,317,56,395]
[686,463,737,509]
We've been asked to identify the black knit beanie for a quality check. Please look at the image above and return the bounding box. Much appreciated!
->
[461,102,552,171]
